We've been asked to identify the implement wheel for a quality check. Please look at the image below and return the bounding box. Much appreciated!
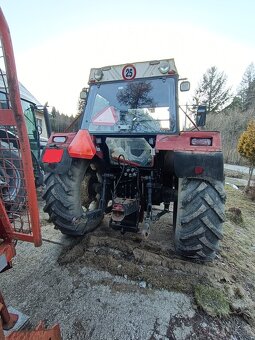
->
[43,159,103,236]
[174,178,225,261]
[0,146,25,213]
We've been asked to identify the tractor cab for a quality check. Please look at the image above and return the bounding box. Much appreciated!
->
[82,59,184,136]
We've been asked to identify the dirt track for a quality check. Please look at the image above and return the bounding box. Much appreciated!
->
[1,187,255,339]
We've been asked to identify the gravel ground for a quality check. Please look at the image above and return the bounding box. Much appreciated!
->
[0,197,255,339]
[1,226,196,340]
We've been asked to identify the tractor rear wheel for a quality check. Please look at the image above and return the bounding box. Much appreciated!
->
[43,159,103,236]
[174,178,225,261]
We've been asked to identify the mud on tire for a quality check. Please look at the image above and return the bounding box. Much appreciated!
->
[43,159,103,236]
[174,178,225,261]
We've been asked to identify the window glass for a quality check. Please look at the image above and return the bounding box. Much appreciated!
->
[82,77,176,134]
[0,92,8,109]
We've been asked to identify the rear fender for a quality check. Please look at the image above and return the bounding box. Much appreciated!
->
[41,130,97,174]
[156,131,222,152]
[173,151,224,181]
[156,131,224,181]
[41,132,75,174]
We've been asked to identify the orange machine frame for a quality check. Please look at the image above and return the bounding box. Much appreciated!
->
[0,7,41,268]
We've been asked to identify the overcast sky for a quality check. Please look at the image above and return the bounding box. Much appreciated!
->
[1,0,255,115]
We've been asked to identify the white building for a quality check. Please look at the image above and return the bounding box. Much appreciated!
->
[0,78,48,139]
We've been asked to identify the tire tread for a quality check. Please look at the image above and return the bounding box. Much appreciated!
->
[175,178,225,261]
[43,159,103,235]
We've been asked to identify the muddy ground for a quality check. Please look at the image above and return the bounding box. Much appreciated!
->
[1,182,255,339]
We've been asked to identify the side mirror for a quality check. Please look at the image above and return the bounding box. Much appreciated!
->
[80,88,88,100]
[196,105,207,127]
[180,81,190,92]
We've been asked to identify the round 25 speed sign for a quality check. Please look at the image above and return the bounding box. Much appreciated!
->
[122,64,136,80]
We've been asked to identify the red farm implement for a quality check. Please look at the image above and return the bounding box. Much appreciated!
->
[0,7,61,339]
[0,6,41,269]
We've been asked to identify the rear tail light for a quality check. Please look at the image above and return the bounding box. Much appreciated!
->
[42,149,64,163]
[194,166,204,175]
[191,138,212,146]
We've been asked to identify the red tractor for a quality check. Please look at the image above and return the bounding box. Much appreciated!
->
[42,59,225,261]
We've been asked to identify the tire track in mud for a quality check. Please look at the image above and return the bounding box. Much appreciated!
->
[57,214,233,295]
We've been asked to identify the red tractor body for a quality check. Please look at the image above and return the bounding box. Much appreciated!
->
[42,59,225,261]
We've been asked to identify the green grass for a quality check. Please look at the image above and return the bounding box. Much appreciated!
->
[193,185,255,322]
[194,284,230,317]
[223,185,255,271]
[225,185,255,216]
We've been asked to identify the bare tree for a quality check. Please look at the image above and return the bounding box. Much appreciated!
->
[117,82,155,109]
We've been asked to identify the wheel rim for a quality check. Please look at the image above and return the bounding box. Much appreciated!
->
[80,170,102,212]
[0,159,22,203]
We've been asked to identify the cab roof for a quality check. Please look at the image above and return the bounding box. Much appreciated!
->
[89,58,178,84]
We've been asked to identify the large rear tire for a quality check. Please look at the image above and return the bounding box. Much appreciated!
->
[174,178,225,261]
[43,159,103,236]
[0,147,25,214]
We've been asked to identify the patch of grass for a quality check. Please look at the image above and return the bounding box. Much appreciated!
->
[225,207,244,225]
[222,185,255,272]
[246,186,255,201]
[194,284,230,317]
[225,185,255,217]
[224,170,243,179]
